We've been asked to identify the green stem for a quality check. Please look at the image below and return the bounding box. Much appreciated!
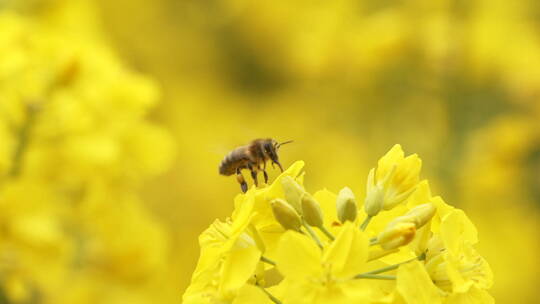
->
[319,225,335,241]
[8,104,39,178]
[260,256,276,266]
[354,274,396,280]
[258,285,282,304]
[360,215,373,231]
[359,253,426,276]
[303,220,323,249]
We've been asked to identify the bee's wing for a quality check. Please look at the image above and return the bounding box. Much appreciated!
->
[210,144,232,158]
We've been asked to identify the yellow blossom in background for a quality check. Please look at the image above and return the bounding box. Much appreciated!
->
[0,7,176,304]
[184,146,494,303]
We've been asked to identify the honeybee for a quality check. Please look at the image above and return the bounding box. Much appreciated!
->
[219,138,293,192]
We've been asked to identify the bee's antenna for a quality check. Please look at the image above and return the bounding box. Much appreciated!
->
[277,140,294,148]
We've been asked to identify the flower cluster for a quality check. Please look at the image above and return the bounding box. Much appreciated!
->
[183,145,493,304]
[0,10,175,303]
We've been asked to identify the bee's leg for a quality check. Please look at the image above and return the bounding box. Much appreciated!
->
[261,162,269,184]
[262,170,269,184]
[236,168,248,193]
[248,163,258,187]
[274,160,284,172]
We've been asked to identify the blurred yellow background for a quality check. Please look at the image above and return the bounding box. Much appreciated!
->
[1,0,539,303]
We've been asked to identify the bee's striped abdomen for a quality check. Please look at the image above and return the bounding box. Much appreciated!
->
[219,147,250,176]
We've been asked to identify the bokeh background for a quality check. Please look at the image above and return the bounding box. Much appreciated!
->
[0,0,539,303]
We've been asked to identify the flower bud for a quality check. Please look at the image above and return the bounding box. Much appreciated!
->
[377,222,416,250]
[336,187,357,223]
[281,176,305,214]
[301,193,324,228]
[388,203,436,230]
[271,199,302,231]
[364,168,384,216]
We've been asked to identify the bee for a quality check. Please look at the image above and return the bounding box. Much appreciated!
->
[219,138,293,193]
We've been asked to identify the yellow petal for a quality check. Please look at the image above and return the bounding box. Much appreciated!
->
[409,223,432,256]
[445,254,474,293]
[393,154,421,191]
[275,231,322,279]
[312,285,349,304]
[377,144,404,180]
[445,244,493,293]
[430,196,455,233]
[313,189,339,228]
[440,210,478,255]
[406,180,432,208]
[233,284,273,304]
[340,280,386,302]
[265,160,305,198]
[219,244,261,295]
[323,222,369,278]
[445,286,494,304]
[397,260,442,304]
[232,191,255,221]
[278,278,318,304]
[182,292,209,304]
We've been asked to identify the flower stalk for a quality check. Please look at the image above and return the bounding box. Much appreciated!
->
[319,225,335,241]
[9,103,40,178]
[258,285,282,304]
[260,256,276,266]
[302,220,323,249]
[360,253,426,276]
[354,274,396,280]
[360,215,373,231]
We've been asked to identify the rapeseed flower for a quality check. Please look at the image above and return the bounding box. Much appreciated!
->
[182,193,263,303]
[0,8,175,304]
[274,222,369,304]
[184,146,493,303]
[363,145,422,228]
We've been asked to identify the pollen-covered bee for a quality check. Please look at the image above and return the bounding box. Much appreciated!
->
[219,138,293,192]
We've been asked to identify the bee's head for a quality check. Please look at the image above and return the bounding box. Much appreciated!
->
[262,139,293,172]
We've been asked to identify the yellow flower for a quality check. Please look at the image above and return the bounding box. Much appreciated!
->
[395,207,493,303]
[185,147,493,304]
[0,8,176,303]
[424,210,493,294]
[364,144,422,217]
[232,161,306,256]
[274,222,370,304]
[376,202,436,250]
[183,192,262,303]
